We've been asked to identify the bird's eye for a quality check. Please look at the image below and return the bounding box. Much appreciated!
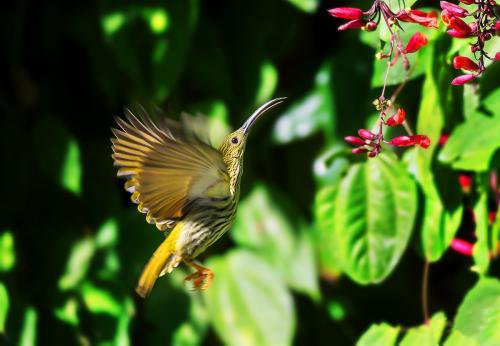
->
[231,137,239,144]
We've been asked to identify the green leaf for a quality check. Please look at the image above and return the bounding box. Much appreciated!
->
[356,322,400,346]
[58,237,96,291]
[472,175,490,274]
[400,312,447,346]
[286,0,319,13]
[334,152,417,284]
[272,63,334,144]
[172,294,208,346]
[205,250,295,346]
[439,113,500,171]
[453,277,500,345]
[0,282,8,333]
[0,231,15,272]
[19,307,37,346]
[288,230,320,300]
[81,282,122,317]
[114,298,134,346]
[95,218,119,249]
[482,88,500,116]
[54,298,79,326]
[255,61,278,105]
[445,331,479,346]
[60,138,82,196]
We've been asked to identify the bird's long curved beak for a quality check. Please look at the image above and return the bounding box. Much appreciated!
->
[242,97,287,134]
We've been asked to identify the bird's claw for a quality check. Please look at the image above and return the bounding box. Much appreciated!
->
[184,269,213,291]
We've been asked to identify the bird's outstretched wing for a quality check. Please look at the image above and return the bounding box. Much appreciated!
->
[111,108,229,231]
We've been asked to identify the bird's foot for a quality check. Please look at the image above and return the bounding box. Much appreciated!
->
[184,261,214,291]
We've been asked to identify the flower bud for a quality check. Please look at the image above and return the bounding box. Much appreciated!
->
[352,148,368,154]
[338,19,366,31]
[448,17,472,36]
[495,52,500,61]
[358,129,376,140]
[363,21,377,31]
[367,151,378,158]
[388,136,415,147]
[385,108,406,126]
[458,173,472,193]
[328,7,364,20]
[451,238,473,257]
[344,136,365,146]
[458,0,474,4]
[451,74,476,85]
[440,1,469,17]
[413,135,431,148]
[453,56,479,71]
[404,32,428,53]
[447,29,471,38]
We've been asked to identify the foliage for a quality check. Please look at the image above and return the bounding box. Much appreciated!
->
[0,0,498,345]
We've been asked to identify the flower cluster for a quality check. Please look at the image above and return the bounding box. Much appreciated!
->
[328,2,437,69]
[344,106,430,157]
[441,0,499,85]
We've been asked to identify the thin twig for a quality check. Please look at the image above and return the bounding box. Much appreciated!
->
[422,261,430,325]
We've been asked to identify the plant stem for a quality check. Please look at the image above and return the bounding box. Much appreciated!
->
[422,261,430,325]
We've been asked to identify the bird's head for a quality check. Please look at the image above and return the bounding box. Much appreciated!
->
[219,97,286,166]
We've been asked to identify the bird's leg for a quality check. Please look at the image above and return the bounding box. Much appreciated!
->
[183,260,214,291]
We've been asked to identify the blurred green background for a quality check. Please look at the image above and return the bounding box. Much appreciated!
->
[1,0,499,345]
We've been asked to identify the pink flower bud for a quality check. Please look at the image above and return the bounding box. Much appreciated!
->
[344,136,365,146]
[440,1,469,17]
[495,52,500,61]
[404,32,428,53]
[448,17,472,35]
[458,173,473,192]
[385,108,406,126]
[388,136,415,147]
[338,19,366,31]
[413,135,431,148]
[438,134,449,146]
[367,151,378,158]
[358,129,376,140]
[451,74,476,85]
[328,7,364,20]
[364,21,377,31]
[453,56,479,71]
[451,238,473,256]
[352,148,368,154]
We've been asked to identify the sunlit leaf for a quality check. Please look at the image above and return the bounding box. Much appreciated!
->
[439,113,500,171]
[472,175,490,274]
[273,63,334,144]
[0,231,15,272]
[114,298,134,346]
[19,307,37,346]
[142,8,170,34]
[205,250,295,346]
[54,298,79,326]
[333,152,417,284]
[288,230,320,300]
[445,331,479,346]
[356,322,400,346]
[102,12,127,36]
[400,312,447,346]
[58,237,95,291]
[81,282,122,317]
[60,138,82,195]
[95,218,119,249]
[255,61,278,105]
[453,277,500,345]
[172,295,208,346]
[327,301,346,322]
[313,146,350,186]
[0,282,8,333]
[286,0,319,13]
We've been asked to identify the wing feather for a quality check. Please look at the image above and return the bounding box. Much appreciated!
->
[111,108,229,231]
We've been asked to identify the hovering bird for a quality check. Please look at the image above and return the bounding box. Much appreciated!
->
[111,98,286,297]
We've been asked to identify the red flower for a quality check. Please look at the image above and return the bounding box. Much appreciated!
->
[338,19,366,31]
[458,0,474,4]
[453,56,479,71]
[448,16,472,36]
[328,7,364,20]
[451,74,476,85]
[388,135,430,148]
[396,9,438,28]
[413,135,431,148]
[447,29,472,38]
[385,108,406,126]
[358,129,376,140]
[495,52,500,61]
[458,173,473,192]
[440,1,469,18]
[451,238,473,257]
[363,21,377,32]
[344,136,366,146]
[441,10,453,25]
[352,148,368,154]
[404,32,428,53]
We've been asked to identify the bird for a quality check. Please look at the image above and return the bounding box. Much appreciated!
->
[111,98,286,298]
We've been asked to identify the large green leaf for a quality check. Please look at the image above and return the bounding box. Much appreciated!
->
[438,113,500,171]
[472,175,490,274]
[445,331,479,346]
[333,152,417,284]
[272,63,334,144]
[356,323,400,346]
[205,250,295,346]
[400,312,447,346]
[453,277,500,345]
[0,231,15,272]
[81,282,122,317]
[232,185,319,298]
[0,282,8,333]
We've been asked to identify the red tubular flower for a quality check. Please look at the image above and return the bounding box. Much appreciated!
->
[396,9,438,28]
[328,7,364,20]
[447,29,472,38]
[458,0,474,4]
[388,136,415,147]
[451,238,474,256]
[495,52,500,61]
[441,10,452,25]
[458,173,473,192]
[413,135,431,148]
[385,108,406,126]
[453,56,479,71]
[439,134,449,146]
[448,16,472,35]
[440,1,469,17]
[352,148,368,154]
[404,32,428,53]
[451,74,476,85]
[344,136,366,146]
[338,19,366,31]
[358,129,376,140]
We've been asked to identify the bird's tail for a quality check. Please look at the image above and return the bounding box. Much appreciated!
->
[136,229,182,298]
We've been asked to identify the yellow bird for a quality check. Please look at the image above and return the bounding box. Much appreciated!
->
[111,98,285,297]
